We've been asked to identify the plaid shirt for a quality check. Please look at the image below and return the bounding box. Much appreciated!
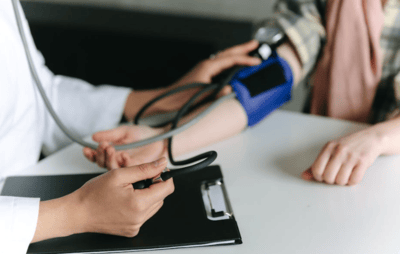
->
[268,0,400,123]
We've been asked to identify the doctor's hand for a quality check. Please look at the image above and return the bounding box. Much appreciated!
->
[83,125,167,170]
[301,127,384,185]
[32,158,174,243]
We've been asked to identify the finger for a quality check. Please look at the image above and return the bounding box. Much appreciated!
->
[119,157,168,184]
[83,147,96,162]
[136,178,175,206]
[121,153,132,167]
[220,40,259,57]
[335,161,357,186]
[93,126,127,143]
[311,143,336,181]
[322,149,347,184]
[210,55,261,77]
[301,168,314,181]
[105,146,120,170]
[96,142,109,168]
[347,162,368,185]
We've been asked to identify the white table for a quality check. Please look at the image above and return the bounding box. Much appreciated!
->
[10,110,400,254]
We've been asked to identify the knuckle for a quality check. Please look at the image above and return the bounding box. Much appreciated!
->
[335,178,347,186]
[131,199,146,213]
[324,178,335,185]
[335,144,348,155]
[348,152,358,161]
[322,173,335,184]
[348,172,364,186]
[310,166,322,180]
[325,141,335,148]
[137,163,150,175]
[108,168,120,181]
[357,154,370,164]
[347,178,361,186]
[326,141,337,150]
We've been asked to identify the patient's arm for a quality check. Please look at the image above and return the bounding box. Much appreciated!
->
[83,98,247,169]
[83,41,302,169]
[122,40,262,121]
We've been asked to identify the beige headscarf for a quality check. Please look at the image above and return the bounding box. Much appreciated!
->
[310,0,386,122]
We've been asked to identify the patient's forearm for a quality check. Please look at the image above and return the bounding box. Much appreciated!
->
[159,41,300,157]
[277,41,302,86]
[170,98,247,157]
[167,42,301,157]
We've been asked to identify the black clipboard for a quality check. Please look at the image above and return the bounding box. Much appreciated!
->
[1,165,242,253]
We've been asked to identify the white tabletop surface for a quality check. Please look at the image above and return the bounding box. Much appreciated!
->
[11,110,400,254]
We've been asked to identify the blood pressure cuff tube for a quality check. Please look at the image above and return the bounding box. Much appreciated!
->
[230,51,293,127]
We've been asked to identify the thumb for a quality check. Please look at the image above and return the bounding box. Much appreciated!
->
[119,157,168,184]
[301,168,314,181]
[92,126,127,143]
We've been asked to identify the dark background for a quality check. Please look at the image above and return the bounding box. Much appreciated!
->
[21,1,253,90]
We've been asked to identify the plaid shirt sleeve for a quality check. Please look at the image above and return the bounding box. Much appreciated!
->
[270,0,327,79]
[258,0,400,124]
[370,0,400,122]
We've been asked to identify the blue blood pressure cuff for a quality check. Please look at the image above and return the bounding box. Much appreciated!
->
[230,51,293,127]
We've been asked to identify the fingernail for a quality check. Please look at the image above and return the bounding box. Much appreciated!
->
[301,172,313,181]
[153,157,167,167]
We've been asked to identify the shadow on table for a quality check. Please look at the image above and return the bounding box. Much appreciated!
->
[273,144,324,180]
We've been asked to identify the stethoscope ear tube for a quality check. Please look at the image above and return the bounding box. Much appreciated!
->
[12,0,235,153]
[13,0,232,188]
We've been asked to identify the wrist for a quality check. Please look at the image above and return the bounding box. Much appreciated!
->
[32,193,87,243]
[372,122,396,155]
[64,191,89,234]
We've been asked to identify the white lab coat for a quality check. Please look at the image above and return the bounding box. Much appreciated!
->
[0,1,131,253]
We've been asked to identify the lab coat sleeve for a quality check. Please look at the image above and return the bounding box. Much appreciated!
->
[16,1,132,155]
[40,74,132,155]
[0,196,40,254]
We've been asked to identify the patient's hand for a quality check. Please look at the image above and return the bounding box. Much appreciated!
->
[155,40,261,113]
[83,125,167,170]
[301,126,384,185]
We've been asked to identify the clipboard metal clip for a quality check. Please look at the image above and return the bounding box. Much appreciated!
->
[201,180,234,221]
